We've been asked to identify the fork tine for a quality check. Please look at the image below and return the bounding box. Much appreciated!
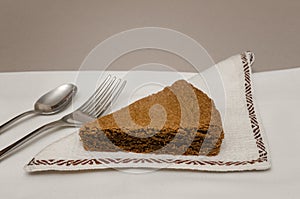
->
[76,75,125,121]
[83,76,118,114]
[94,80,126,117]
[89,78,122,117]
[78,75,113,112]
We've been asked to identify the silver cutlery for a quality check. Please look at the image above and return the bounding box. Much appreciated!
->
[0,83,77,133]
[0,75,126,161]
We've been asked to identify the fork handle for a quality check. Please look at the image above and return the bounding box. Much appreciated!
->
[0,110,36,133]
[0,119,68,161]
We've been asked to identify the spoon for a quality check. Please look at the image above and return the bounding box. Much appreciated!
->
[0,83,77,133]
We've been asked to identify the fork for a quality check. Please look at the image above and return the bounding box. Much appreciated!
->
[0,75,126,161]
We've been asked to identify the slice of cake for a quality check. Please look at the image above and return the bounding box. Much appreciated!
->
[79,80,224,156]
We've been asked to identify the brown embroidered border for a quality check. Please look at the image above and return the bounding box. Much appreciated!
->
[241,52,267,160]
[27,52,268,168]
[28,157,267,167]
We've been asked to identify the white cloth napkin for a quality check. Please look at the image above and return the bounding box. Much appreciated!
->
[24,52,271,172]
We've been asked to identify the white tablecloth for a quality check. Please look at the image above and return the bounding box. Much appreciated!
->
[0,68,299,199]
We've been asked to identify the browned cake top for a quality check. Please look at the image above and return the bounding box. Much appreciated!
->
[83,80,223,133]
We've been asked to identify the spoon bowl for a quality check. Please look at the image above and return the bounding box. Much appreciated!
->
[34,84,77,115]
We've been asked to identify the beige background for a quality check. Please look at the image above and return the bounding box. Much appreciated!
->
[0,0,299,72]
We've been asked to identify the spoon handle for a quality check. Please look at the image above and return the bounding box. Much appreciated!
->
[0,119,69,161]
[0,110,36,133]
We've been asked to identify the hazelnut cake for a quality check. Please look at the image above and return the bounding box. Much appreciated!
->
[79,80,224,156]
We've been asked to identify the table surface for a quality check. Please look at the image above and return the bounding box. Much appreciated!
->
[0,68,300,199]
